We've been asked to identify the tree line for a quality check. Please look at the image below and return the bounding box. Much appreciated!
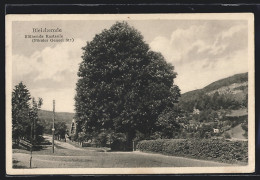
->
[179,91,247,113]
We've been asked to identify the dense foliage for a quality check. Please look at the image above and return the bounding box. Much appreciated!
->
[153,106,183,139]
[137,139,248,163]
[41,120,68,140]
[75,22,180,149]
[54,122,68,140]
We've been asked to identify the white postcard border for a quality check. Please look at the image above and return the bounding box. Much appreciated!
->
[6,13,255,175]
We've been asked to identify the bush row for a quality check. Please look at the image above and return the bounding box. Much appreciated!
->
[136,139,248,164]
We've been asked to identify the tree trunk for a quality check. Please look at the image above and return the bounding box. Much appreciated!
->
[126,130,135,151]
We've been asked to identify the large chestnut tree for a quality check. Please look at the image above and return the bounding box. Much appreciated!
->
[75,22,180,147]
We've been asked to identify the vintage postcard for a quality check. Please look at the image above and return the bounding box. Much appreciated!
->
[6,13,255,175]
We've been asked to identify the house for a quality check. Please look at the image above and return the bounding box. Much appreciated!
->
[213,128,220,134]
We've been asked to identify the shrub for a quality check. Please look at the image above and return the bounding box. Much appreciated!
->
[136,139,248,164]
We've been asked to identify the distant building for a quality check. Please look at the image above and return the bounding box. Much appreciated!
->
[193,108,200,115]
[70,118,77,136]
[213,128,220,133]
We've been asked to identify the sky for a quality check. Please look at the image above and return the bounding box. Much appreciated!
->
[12,20,248,112]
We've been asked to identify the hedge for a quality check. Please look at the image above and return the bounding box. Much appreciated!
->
[136,139,248,164]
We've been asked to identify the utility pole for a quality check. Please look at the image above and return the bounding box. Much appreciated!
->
[52,100,55,153]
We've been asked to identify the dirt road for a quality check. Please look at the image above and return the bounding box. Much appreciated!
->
[43,135,83,150]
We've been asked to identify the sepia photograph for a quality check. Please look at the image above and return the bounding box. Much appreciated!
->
[5,14,255,174]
